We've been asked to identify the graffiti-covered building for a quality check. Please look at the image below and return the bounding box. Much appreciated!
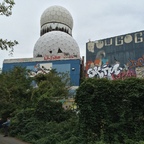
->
[86,30,144,79]
[2,5,81,86]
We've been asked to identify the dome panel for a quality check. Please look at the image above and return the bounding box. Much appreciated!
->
[33,31,80,59]
[40,5,73,30]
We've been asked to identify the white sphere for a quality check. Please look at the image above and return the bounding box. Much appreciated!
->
[40,5,73,30]
[33,31,80,58]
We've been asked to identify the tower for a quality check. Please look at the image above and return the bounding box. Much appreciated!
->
[2,5,81,86]
[33,5,80,60]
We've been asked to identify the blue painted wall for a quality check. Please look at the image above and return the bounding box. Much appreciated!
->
[2,59,80,86]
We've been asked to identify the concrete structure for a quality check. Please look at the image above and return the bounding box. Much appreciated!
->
[2,5,81,86]
[86,30,144,79]
[3,58,80,86]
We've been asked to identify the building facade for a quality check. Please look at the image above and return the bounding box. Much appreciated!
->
[86,30,144,79]
[3,57,80,86]
[2,5,81,86]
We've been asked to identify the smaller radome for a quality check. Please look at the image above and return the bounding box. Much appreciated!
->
[33,31,80,59]
[40,5,73,30]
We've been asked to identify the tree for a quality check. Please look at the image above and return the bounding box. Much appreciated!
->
[0,0,18,54]
[75,78,144,143]
[0,66,33,118]
[31,69,70,102]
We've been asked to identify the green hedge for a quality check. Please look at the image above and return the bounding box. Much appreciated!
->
[75,78,144,143]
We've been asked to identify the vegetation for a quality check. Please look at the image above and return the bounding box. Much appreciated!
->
[0,1,143,142]
[0,67,144,144]
[0,0,18,54]
[75,78,144,144]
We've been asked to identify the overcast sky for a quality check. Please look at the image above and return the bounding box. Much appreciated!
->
[1,0,144,68]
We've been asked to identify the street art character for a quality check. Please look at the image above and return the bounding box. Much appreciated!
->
[87,41,95,53]
[27,63,52,77]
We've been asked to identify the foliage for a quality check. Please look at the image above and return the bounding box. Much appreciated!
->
[0,0,18,54]
[0,39,18,54]
[0,66,33,118]
[10,110,83,144]
[34,96,72,122]
[75,77,144,143]
[31,69,70,102]
[0,0,15,16]
[1,67,144,143]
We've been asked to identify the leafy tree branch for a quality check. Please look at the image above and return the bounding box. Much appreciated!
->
[0,0,15,16]
[0,0,18,54]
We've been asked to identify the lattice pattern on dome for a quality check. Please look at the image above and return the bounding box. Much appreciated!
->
[33,5,80,60]
[40,5,73,30]
[33,31,80,59]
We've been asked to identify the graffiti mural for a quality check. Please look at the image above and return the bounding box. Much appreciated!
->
[128,55,144,68]
[135,67,144,78]
[86,61,136,80]
[85,56,144,80]
[27,63,52,77]
[86,30,144,79]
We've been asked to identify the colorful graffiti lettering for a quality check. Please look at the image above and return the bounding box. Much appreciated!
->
[44,54,78,60]
[87,63,123,79]
[85,53,144,79]
[111,70,136,80]
[128,55,144,68]
[44,55,61,60]
[86,63,136,80]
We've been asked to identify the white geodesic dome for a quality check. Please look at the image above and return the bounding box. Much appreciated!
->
[40,5,73,30]
[33,31,80,58]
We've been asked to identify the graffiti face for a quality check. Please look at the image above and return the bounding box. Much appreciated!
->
[87,42,95,53]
